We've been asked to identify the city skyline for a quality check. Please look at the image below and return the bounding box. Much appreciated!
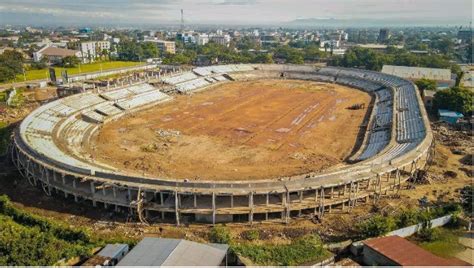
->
[0,0,472,26]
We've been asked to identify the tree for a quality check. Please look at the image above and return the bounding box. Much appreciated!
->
[117,40,144,61]
[433,87,474,115]
[0,66,16,82]
[140,42,159,59]
[415,78,437,95]
[60,56,80,68]
[30,57,48,70]
[253,53,274,63]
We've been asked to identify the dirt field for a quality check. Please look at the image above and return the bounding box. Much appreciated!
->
[89,79,371,181]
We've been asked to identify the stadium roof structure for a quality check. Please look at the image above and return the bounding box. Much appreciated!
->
[116,237,229,266]
[382,65,452,81]
[363,235,470,266]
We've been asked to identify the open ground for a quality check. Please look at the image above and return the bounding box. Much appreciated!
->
[89,79,371,181]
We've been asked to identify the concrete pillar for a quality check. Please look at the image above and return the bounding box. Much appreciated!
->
[90,182,95,194]
[72,178,76,189]
[193,193,197,208]
[160,192,164,205]
[175,191,180,226]
[330,187,334,199]
[212,192,216,225]
[61,174,66,185]
[249,192,254,224]
[266,193,269,206]
[113,186,117,198]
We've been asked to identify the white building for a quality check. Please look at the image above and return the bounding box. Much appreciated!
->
[210,35,231,47]
[195,34,209,46]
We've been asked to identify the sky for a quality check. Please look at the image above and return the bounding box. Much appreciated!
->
[0,0,472,26]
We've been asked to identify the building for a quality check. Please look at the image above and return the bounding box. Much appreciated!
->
[195,34,209,46]
[95,41,111,52]
[33,46,82,64]
[382,65,454,89]
[378,28,390,43]
[457,29,473,42]
[355,44,404,52]
[362,236,469,266]
[116,238,229,266]
[145,40,176,54]
[438,109,464,124]
[210,35,231,47]
[82,244,129,266]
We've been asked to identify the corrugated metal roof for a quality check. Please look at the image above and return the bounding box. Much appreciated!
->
[438,109,464,118]
[363,235,469,266]
[98,244,128,259]
[117,237,228,266]
[382,65,452,81]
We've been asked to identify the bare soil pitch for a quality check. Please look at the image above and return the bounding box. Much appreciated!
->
[88,79,371,181]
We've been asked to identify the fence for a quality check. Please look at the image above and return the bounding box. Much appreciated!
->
[386,215,453,237]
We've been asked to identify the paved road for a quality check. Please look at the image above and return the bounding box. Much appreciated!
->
[456,231,473,264]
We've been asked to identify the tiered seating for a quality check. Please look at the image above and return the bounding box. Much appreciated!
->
[63,119,95,147]
[95,102,123,116]
[175,78,210,94]
[213,75,228,82]
[116,91,170,110]
[127,84,155,94]
[82,110,106,123]
[336,76,380,91]
[101,88,134,100]
[162,72,198,85]
[100,84,155,101]
[24,132,95,170]
[62,93,104,109]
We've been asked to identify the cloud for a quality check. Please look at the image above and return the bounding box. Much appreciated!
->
[217,0,257,5]
[0,0,471,25]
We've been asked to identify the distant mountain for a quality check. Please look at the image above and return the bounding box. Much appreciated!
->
[286,17,465,28]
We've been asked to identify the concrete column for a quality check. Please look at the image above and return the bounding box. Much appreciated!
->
[266,193,269,206]
[212,192,216,225]
[175,191,180,226]
[90,182,95,194]
[330,187,334,199]
[72,178,76,189]
[113,186,117,198]
[160,192,164,205]
[193,193,197,208]
[61,174,66,185]
[249,192,254,224]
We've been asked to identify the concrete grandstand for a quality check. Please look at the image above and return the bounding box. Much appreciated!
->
[11,64,433,224]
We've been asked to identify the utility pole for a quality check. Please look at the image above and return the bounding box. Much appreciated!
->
[180,9,184,33]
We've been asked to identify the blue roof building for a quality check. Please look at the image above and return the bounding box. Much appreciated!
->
[438,109,464,124]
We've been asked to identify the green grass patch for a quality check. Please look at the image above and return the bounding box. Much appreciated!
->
[0,121,12,156]
[10,61,144,83]
[232,234,332,266]
[0,195,137,265]
[209,226,331,266]
[416,227,466,259]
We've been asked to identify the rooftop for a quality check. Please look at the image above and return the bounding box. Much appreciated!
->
[39,46,80,57]
[116,237,229,266]
[363,235,469,266]
[438,109,464,118]
[382,65,452,81]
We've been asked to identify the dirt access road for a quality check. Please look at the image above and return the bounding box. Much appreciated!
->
[90,79,371,181]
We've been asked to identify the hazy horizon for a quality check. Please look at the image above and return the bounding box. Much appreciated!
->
[0,0,472,27]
